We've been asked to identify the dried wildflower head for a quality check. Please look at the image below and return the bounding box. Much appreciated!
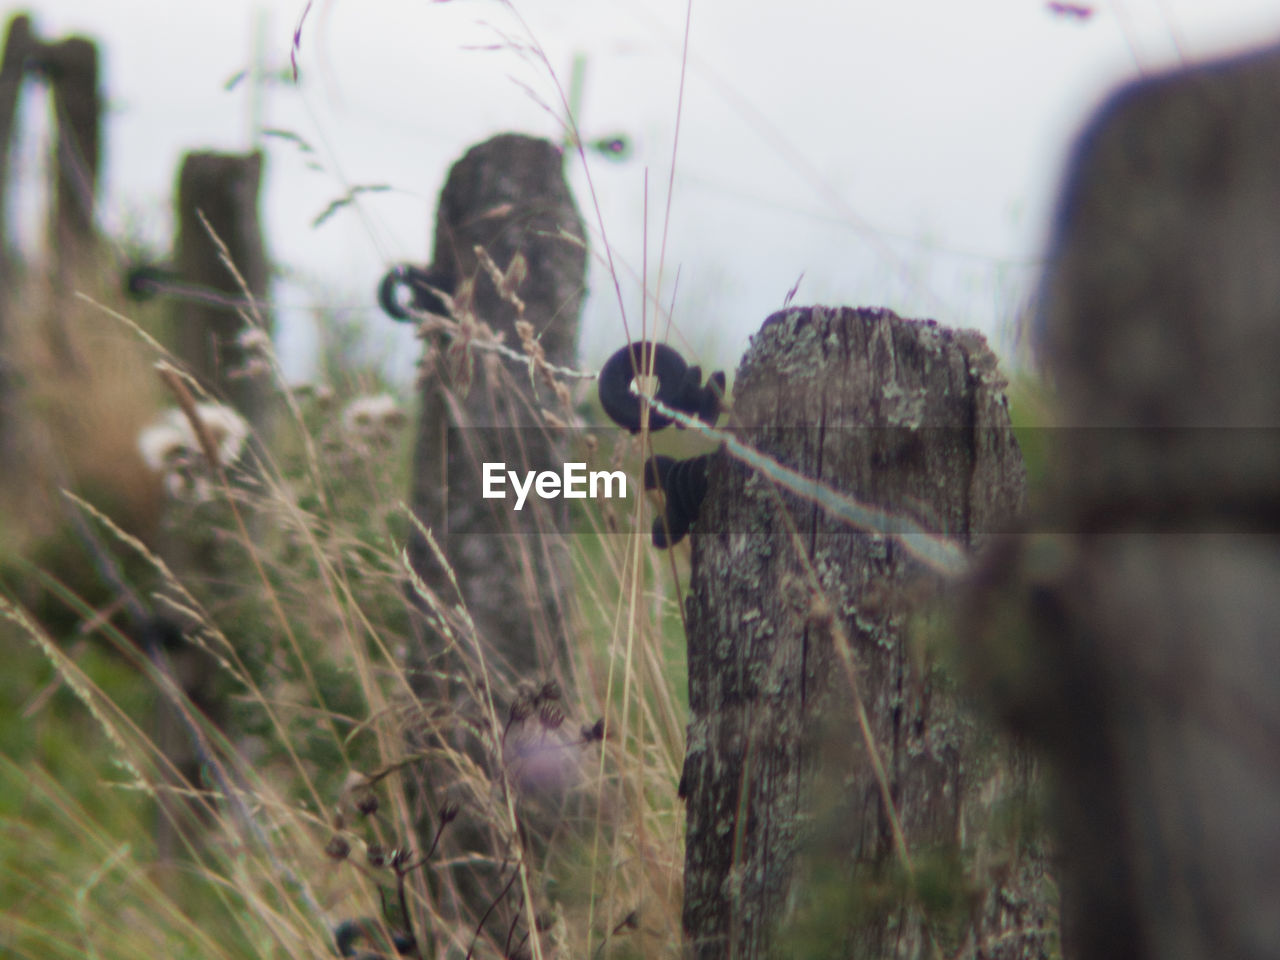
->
[341,393,405,441]
[508,696,534,726]
[503,703,581,793]
[227,356,272,380]
[137,418,192,472]
[138,422,194,499]
[582,718,605,743]
[290,381,336,409]
[191,402,250,467]
[236,326,272,355]
[324,834,351,860]
[538,702,565,731]
[339,770,380,821]
[228,327,274,379]
[137,402,249,502]
[290,381,334,405]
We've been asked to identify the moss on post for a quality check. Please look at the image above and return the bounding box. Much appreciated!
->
[682,306,1047,959]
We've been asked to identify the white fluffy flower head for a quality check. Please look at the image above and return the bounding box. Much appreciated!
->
[342,393,405,439]
[138,402,250,501]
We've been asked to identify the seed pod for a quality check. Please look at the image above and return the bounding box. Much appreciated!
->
[324,834,351,860]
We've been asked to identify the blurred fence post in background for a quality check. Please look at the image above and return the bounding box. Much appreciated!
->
[0,15,102,283]
[682,307,1050,958]
[172,150,271,429]
[405,133,587,691]
[0,14,34,470]
[963,42,1280,960]
[0,12,102,458]
[148,150,270,859]
[39,27,100,279]
[400,132,588,947]
[0,16,34,236]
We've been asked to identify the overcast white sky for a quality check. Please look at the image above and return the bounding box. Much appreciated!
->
[8,0,1280,384]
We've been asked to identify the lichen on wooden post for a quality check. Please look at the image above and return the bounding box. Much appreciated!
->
[682,306,1049,959]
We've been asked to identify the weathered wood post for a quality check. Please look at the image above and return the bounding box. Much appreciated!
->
[149,151,269,857]
[682,307,1049,958]
[37,30,101,272]
[0,14,35,262]
[399,133,587,947]
[0,12,102,443]
[0,13,34,465]
[405,133,587,686]
[962,42,1280,960]
[0,14,101,277]
[0,15,32,225]
[172,151,271,427]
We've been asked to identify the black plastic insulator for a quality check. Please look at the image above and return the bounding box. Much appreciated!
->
[598,341,725,433]
[643,452,711,548]
[377,264,452,321]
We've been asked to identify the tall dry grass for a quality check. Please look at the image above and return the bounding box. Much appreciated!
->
[2,179,696,960]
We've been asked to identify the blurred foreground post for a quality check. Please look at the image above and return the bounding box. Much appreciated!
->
[682,307,1048,958]
[964,43,1280,960]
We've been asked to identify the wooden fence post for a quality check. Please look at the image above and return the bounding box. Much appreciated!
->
[0,13,34,466]
[172,150,271,427]
[0,13,102,446]
[0,14,34,263]
[405,133,587,687]
[963,42,1280,960]
[38,32,100,270]
[682,307,1049,958]
[399,132,587,947]
[149,150,269,857]
[0,15,102,277]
